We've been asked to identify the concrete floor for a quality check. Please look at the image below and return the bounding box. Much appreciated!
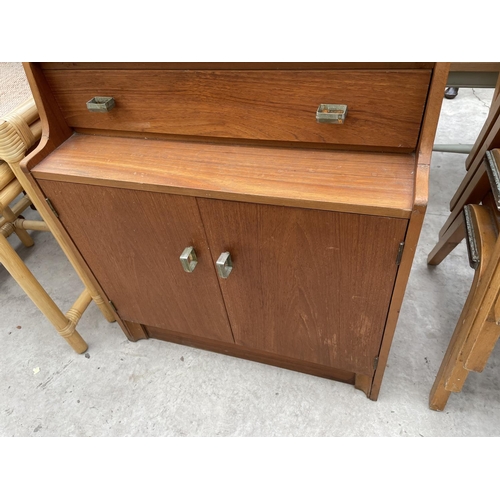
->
[1,83,498,436]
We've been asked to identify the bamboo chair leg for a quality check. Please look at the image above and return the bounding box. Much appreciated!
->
[14,219,49,232]
[9,161,116,323]
[0,194,31,227]
[12,224,34,247]
[91,294,116,323]
[66,288,93,325]
[1,103,115,325]
[0,233,87,354]
[1,206,34,247]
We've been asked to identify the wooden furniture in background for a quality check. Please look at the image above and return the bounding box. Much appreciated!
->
[0,98,115,353]
[430,190,500,411]
[428,91,500,266]
[21,63,448,399]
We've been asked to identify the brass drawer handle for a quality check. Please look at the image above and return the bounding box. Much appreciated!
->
[216,251,233,279]
[180,246,198,273]
[316,104,348,124]
[86,97,116,113]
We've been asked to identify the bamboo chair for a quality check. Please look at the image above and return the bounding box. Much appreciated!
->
[430,194,500,410]
[0,98,115,353]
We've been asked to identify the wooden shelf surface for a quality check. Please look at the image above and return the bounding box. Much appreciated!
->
[32,133,416,218]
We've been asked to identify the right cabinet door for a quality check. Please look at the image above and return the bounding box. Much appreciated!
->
[198,199,408,375]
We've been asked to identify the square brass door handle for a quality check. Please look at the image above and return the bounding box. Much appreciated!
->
[216,252,233,279]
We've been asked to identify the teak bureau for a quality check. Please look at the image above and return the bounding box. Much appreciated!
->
[21,63,448,399]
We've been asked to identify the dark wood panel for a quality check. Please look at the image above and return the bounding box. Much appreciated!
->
[38,180,234,343]
[32,134,415,219]
[43,69,431,149]
[72,127,417,154]
[198,199,408,375]
[144,324,357,385]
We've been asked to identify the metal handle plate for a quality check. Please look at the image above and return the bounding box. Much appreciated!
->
[485,150,500,210]
[463,205,479,270]
[216,251,233,279]
[86,97,116,112]
[316,104,348,124]
[180,246,198,273]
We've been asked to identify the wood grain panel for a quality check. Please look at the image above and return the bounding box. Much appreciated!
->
[37,180,234,343]
[198,199,408,375]
[32,134,415,218]
[145,324,357,385]
[43,69,431,149]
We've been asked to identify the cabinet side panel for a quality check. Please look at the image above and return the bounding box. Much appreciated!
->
[198,199,408,375]
[38,180,234,343]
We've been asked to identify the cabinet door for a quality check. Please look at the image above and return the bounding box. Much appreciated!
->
[38,181,234,343]
[198,199,408,375]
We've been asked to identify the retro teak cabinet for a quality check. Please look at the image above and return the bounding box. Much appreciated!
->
[22,63,448,399]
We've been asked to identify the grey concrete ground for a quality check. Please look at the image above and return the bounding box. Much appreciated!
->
[1,84,498,436]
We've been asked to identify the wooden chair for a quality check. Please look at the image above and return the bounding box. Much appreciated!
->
[0,98,116,353]
[430,191,500,410]
[428,83,500,410]
[429,150,500,410]
[428,92,500,265]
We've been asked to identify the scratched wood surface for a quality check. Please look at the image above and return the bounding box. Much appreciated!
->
[32,134,416,219]
[198,198,408,375]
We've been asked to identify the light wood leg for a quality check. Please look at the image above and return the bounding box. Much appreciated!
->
[1,101,115,325]
[464,318,500,372]
[66,288,93,325]
[1,206,34,247]
[0,194,31,226]
[443,161,490,236]
[14,219,49,232]
[427,214,466,266]
[91,293,116,323]
[0,233,87,353]
[430,205,498,410]
[429,324,471,411]
[8,161,116,323]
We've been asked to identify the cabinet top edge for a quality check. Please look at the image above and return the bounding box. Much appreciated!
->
[36,62,435,71]
[32,133,416,219]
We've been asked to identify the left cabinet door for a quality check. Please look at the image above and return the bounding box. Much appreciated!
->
[38,181,235,343]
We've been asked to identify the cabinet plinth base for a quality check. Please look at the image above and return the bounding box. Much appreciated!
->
[124,322,377,399]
